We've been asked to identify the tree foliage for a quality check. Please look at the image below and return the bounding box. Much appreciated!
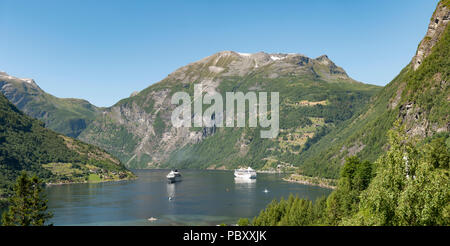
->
[242,123,449,226]
[250,195,327,226]
[348,124,449,226]
[1,172,52,226]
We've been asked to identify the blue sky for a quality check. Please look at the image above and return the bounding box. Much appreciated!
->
[0,0,439,107]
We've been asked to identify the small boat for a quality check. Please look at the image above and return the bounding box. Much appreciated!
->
[234,167,257,179]
[148,217,158,222]
[263,188,269,193]
[167,169,182,183]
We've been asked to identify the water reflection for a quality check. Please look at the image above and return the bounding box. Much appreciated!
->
[167,183,176,199]
[234,177,256,189]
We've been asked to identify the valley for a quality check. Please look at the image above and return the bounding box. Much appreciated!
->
[1,52,381,178]
[0,0,448,228]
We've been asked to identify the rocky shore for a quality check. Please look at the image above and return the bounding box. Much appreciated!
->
[283,174,336,189]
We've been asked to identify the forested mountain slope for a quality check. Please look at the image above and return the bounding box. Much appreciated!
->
[0,72,100,138]
[0,93,134,199]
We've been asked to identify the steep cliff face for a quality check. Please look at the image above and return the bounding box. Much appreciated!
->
[412,1,449,70]
[298,1,450,178]
[0,72,100,138]
[79,51,380,170]
[402,1,450,137]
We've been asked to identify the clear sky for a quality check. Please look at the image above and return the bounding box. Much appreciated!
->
[0,0,440,107]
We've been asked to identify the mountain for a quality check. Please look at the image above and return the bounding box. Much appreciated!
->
[0,93,134,199]
[78,51,381,170]
[249,1,450,227]
[0,72,100,138]
[297,0,449,178]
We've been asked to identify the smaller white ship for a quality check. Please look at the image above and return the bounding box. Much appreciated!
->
[167,169,182,183]
[234,167,257,179]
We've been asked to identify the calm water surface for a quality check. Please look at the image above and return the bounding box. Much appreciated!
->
[46,170,331,226]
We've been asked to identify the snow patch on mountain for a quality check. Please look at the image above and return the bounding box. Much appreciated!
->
[0,72,37,86]
[270,56,282,61]
[237,52,252,57]
[208,66,225,73]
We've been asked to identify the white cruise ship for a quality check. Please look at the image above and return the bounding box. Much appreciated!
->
[234,167,257,179]
[167,169,182,183]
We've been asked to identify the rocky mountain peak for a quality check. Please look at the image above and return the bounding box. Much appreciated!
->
[315,55,332,65]
[130,91,140,97]
[0,71,38,87]
[167,50,350,82]
[412,1,449,70]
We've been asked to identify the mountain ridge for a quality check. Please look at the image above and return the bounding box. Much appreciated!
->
[1,51,381,175]
[78,51,380,170]
[0,71,101,138]
[296,0,449,178]
[0,93,135,199]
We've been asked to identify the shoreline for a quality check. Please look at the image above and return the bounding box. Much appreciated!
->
[132,168,335,189]
[282,174,336,190]
[45,176,137,187]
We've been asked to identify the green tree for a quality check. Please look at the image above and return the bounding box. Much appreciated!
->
[237,218,251,226]
[2,172,52,226]
[349,123,449,225]
[311,196,328,225]
[325,156,373,225]
[246,126,449,226]
[426,137,449,169]
[250,194,328,226]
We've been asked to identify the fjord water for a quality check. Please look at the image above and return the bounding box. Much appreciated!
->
[46,170,331,226]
